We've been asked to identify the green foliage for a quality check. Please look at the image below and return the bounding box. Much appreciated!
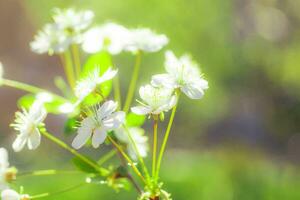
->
[126,112,146,127]
[72,156,103,174]
[63,117,78,136]
[17,93,67,114]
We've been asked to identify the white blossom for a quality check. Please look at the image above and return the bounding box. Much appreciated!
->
[114,127,148,160]
[151,50,208,99]
[1,189,29,200]
[30,9,93,55]
[131,84,177,115]
[52,8,94,32]
[11,101,47,152]
[72,101,125,149]
[82,23,130,55]
[124,28,168,53]
[75,67,118,101]
[0,148,9,190]
[30,23,72,55]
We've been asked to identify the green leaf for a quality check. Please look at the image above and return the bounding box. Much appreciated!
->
[72,156,100,174]
[17,94,35,108]
[17,93,69,114]
[63,117,78,136]
[80,51,113,106]
[126,112,146,127]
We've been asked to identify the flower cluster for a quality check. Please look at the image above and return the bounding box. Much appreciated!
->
[31,8,94,55]
[82,23,168,55]
[1,7,209,200]
[132,50,208,117]
[152,51,208,99]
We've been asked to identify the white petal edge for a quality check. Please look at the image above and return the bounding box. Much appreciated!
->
[97,68,118,84]
[12,134,27,152]
[1,189,20,200]
[181,84,205,99]
[72,118,94,149]
[92,128,107,148]
[0,148,9,169]
[131,106,152,115]
[97,100,118,119]
[27,128,41,150]
[151,74,175,88]
[102,111,125,129]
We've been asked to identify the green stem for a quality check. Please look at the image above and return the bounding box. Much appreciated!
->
[123,125,151,182]
[1,79,68,102]
[123,51,142,113]
[97,149,117,166]
[155,94,180,181]
[113,74,122,109]
[40,131,105,175]
[30,183,86,199]
[152,118,158,178]
[108,136,146,184]
[115,150,142,194]
[71,44,81,78]
[2,79,42,93]
[60,51,76,89]
[18,170,80,177]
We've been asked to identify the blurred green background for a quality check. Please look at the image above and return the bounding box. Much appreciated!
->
[0,0,300,199]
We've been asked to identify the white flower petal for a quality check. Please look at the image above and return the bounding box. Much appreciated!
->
[12,134,27,152]
[168,95,178,108]
[97,100,118,119]
[102,111,125,129]
[97,68,118,83]
[82,23,129,54]
[82,28,104,53]
[30,23,72,55]
[131,106,152,115]
[164,50,182,75]
[196,78,209,90]
[29,101,47,123]
[72,118,94,149]
[0,183,9,191]
[92,128,107,148]
[27,128,41,150]
[126,127,148,160]
[151,74,175,88]
[114,127,128,143]
[124,28,168,53]
[1,189,20,200]
[0,148,9,169]
[181,84,205,99]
